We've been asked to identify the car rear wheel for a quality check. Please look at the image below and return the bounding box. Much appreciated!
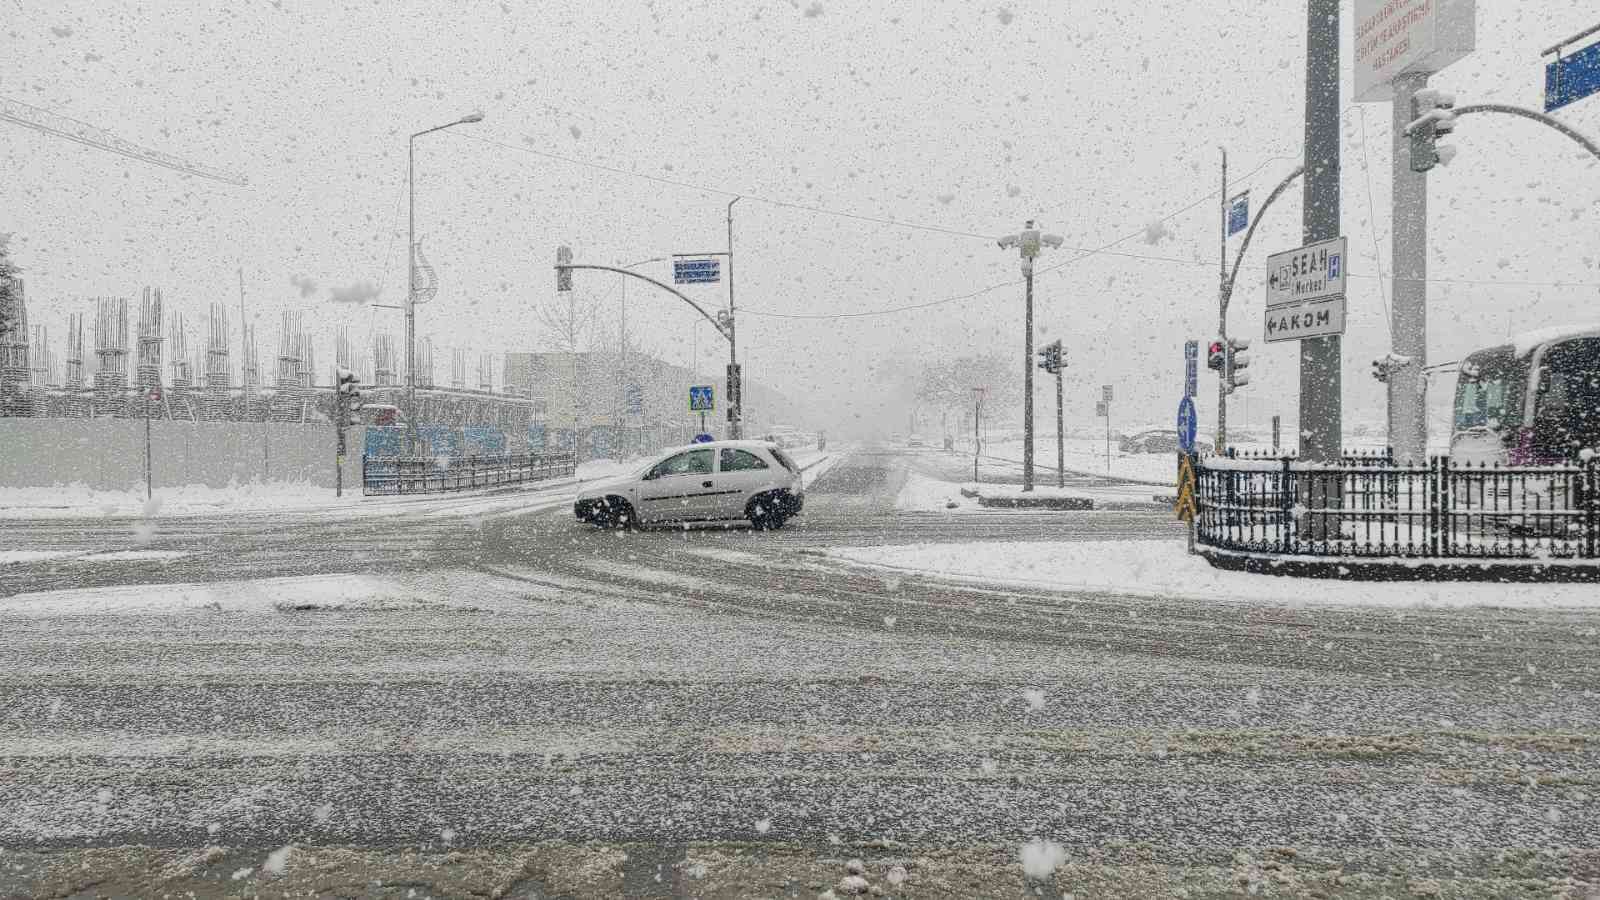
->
[592,496,636,530]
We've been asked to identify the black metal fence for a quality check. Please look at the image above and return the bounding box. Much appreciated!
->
[1196,453,1600,562]
[362,452,578,496]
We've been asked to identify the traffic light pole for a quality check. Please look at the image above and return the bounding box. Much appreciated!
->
[1054,366,1064,489]
[1390,71,1430,463]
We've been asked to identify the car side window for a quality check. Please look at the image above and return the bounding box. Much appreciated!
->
[653,449,713,477]
[719,449,769,472]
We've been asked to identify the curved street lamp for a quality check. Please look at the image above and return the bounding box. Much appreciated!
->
[405,111,483,454]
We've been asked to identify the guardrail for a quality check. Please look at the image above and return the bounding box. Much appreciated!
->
[362,452,578,496]
[1195,453,1600,573]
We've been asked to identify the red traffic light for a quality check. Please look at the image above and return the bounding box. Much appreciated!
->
[1207,341,1226,371]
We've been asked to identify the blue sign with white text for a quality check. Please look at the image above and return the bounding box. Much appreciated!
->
[1177,396,1198,454]
[674,258,721,284]
[1226,193,1249,236]
[1547,40,1600,112]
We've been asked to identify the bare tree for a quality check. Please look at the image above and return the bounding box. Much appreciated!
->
[534,287,604,434]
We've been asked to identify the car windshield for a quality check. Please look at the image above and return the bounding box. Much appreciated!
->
[9,5,1600,894]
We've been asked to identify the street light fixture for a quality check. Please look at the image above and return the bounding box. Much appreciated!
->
[997,219,1063,492]
[405,110,483,454]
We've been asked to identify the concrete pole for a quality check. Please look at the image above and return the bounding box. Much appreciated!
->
[1300,0,1342,463]
[1391,72,1430,464]
[1055,368,1064,489]
[1022,261,1035,492]
[1217,147,1229,454]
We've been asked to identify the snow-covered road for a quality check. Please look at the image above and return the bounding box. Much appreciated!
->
[2,450,1598,898]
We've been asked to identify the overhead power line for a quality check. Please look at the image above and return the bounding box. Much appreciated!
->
[0,95,248,187]
[448,131,997,241]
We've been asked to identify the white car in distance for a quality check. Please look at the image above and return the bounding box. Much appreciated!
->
[574,440,805,529]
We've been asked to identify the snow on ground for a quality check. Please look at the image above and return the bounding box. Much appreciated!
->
[825,539,1600,609]
[0,459,637,520]
[971,437,1173,485]
[896,470,973,512]
[0,573,436,617]
[897,470,1164,512]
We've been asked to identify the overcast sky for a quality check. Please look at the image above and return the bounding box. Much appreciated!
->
[4,0,1600,436]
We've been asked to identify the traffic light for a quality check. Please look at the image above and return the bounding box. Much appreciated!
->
[556,245,573,292]
[1406,88,1457,173]
[1225,337,1251,394]
[1036,340,1063,375]
[336,366,362,425]
[1207,340,1226,372]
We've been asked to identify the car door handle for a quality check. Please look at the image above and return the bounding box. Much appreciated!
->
[702,480,714,488]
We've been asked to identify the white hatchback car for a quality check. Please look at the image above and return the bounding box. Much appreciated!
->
[574,440,805,529]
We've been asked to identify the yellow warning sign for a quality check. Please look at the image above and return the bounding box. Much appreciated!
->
[1174,453,1198,523]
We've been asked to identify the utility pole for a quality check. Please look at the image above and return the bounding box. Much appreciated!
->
[972,387,985,484]
[998,221,1064,492]
[1301,0,1342,462]
[1389,71,1430,463]
[1217,147,1229,454]
[726,197,742,439]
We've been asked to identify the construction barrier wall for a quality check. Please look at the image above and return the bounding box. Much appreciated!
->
[0,419,363,490]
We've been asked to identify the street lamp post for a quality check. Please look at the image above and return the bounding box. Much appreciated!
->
[406,111,482,454]
[997,221,1063,492]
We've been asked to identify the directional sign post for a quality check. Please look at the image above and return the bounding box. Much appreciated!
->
[1266,236,1346,308]
[1265,236,1348,344]
[673,258,721,285]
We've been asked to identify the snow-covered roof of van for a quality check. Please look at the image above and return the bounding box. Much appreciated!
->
[1512,323,1600,358]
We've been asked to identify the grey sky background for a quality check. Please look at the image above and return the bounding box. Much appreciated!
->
[4,0,1599,436]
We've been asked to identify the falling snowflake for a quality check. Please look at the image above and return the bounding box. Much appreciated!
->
[1019,838,1067,879]
[1022,688,1046,711]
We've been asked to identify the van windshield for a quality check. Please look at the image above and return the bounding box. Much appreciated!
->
[1453,347,1526,435]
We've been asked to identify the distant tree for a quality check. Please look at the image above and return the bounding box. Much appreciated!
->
[0,233,18,338]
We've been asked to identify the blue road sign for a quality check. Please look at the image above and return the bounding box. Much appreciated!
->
[674,258,721,284]
[692,433,715,444]
[1226,192,1249,236]
[625,383,644,416]
[1547,39,1600,112]
[689,384,715,412]
[1177,396,1198,453]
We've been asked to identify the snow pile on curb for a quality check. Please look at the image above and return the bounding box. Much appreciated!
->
[825,539,1599,609]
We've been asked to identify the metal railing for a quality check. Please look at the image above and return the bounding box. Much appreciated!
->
[362,451,577,496]
[1196,453,1600,561]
